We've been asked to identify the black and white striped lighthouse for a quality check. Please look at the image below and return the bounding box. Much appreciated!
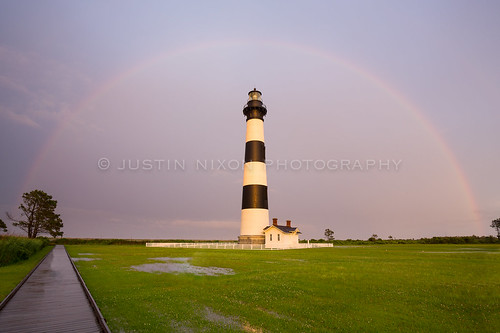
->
[239,89,269,244]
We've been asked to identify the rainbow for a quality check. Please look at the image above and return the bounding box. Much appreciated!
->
[21,39,483,234]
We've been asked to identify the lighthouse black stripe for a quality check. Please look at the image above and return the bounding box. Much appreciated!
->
[242,184,268,209]
[244,141,266,163]
[244,108,266,121]
[243,101,267,121]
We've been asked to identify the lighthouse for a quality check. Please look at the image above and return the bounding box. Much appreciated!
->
[239,89,269,244]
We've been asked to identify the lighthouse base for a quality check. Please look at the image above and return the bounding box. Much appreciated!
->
[238,235,265,245]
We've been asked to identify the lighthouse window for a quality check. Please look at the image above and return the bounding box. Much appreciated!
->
[270,234,272,241]
[278,234,280,241]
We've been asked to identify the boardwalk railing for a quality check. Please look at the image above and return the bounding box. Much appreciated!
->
[65,247,111,333]
[146,242,333,250]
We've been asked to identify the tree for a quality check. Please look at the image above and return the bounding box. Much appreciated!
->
[368,234,379,242]
[0,218,7,232]
[7,190,63,238]
[491,218,500,239]
[324,228,335,241]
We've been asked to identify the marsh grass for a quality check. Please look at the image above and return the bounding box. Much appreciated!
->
[0,245,53,301]
[67,244,500,332]
[0,236,50,266]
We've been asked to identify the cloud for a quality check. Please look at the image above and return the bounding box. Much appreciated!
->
[0,45,92,128]
[171,219,239,230]
[48,205,239,239]
[0,74,33,96]
[0,106,40,128]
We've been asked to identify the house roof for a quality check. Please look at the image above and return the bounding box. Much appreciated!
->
[263,225,301,234]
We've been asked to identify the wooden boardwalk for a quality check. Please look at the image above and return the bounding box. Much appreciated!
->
[0,245,105,332]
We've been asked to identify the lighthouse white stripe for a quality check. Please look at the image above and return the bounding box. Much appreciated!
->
[245,119,265,142]
[243,162,267,186]
[240,209,269,236]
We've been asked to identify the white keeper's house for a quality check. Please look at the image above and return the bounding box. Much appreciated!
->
[264,218,301,249]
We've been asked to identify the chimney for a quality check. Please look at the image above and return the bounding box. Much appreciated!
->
[286,220,291,227]
[272,218,278,226]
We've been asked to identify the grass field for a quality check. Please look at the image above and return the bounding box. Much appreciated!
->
[66,244,499,332]
[0,246,53,302]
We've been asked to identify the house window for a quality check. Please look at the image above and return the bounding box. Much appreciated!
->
[270,234,272,241]
[278,234,280,241]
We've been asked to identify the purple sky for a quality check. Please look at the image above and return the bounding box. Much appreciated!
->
[1,1,499,240]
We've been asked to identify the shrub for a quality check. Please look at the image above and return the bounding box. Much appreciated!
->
[0,236,49,266]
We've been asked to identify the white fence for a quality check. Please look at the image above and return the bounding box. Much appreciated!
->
[146,242,334,250]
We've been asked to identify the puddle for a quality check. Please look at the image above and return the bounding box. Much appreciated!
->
[256,307,285,319]
[204,306,240,327]
[203,307,262,332]
[72,257,101,261]
[130,257,235,276]
[169,320,194,333]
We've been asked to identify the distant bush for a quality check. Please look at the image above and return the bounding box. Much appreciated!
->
[417,235,498,244]
[0,236,50,266]
[53,238,141,245]
[301,236,498,245]
[52,238,239,245]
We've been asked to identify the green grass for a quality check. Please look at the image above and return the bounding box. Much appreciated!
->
[0,245,53,302]
[66,244,500,332]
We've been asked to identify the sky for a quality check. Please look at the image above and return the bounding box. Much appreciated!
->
[0,0,499,240]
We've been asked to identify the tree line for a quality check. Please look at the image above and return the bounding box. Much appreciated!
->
[314,225,500,244]
[304,235,499,245]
